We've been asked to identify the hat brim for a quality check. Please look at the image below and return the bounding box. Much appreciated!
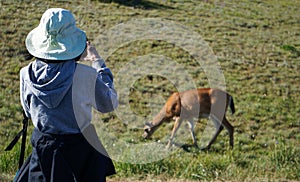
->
[26,26,86,61]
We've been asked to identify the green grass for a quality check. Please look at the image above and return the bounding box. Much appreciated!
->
[1,0,299,181]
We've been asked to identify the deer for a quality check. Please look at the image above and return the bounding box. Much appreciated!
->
[142,88,235,150]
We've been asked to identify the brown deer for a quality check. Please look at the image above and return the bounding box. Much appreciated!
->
[142,88,235,150]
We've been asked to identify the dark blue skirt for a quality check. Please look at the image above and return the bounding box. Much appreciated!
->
[14,124,115,182]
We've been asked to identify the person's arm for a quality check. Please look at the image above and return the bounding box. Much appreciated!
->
[20,67,32,118]
[80,42,118,112]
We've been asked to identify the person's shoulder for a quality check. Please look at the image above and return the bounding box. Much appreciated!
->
[75,63,98,77]
[76,63,96,71]
[20,63,32,77]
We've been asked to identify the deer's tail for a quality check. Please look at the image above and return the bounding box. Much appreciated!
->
[229,95,235,114]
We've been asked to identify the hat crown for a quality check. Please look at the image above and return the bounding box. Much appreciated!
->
[40,8,75,37]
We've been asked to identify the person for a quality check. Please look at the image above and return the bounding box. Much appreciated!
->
[15,8,118,182]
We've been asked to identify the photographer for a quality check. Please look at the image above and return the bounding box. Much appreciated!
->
[16,8,118,182]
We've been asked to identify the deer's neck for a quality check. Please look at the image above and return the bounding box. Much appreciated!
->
[151,106,168,128]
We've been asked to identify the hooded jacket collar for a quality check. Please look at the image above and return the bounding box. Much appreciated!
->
[24,59,76,108]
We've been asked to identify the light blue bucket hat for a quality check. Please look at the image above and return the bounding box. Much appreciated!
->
[26,8,86,60]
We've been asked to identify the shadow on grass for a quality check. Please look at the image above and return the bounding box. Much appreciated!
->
[97,0,174,10]
[173,142,228,153]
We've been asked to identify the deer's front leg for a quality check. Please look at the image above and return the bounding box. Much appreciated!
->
[166,116,182,149]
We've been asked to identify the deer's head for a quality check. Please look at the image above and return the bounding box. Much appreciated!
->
[142,122,155,139]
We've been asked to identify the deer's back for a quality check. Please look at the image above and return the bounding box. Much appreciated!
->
[165,88,229,119]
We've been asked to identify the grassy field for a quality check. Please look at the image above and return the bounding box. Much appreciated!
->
[0,0,299,181]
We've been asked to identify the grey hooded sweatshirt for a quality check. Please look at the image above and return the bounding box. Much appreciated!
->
[20,59,118,134]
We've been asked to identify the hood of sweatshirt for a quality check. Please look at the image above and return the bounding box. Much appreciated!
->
[24,59,76,108]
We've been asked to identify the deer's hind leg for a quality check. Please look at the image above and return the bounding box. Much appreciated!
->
[206,115,234,149]
[204,114,224,150]
[222,117,234,148]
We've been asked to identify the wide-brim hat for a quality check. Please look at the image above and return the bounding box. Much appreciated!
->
[26,8,86,61]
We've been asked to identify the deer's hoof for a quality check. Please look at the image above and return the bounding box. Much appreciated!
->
[166,142,172,150]
[200,146,210,151]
